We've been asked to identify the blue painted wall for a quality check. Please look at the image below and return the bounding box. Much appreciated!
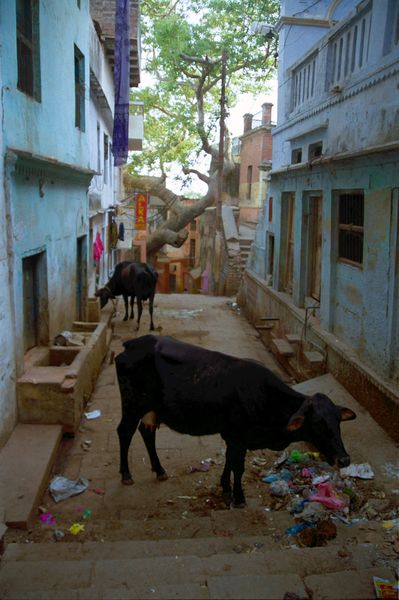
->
[250,0,399,382]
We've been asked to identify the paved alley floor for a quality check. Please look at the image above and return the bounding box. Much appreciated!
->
[1,293,398,599]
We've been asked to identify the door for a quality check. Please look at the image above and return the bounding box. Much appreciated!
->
[23,251,48,350]
[308,196,322,301]
[76,236,88,320]
[283,193,295,293]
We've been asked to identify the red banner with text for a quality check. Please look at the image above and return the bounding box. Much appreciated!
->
[134,192,148,229]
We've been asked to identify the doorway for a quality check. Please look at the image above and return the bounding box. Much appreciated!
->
[22,251,49,351]
[282,192,295,293]
[76,235,88,321]
[308,196,322,301]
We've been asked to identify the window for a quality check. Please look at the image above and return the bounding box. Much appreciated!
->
[291,148,302,164]
[338,192,364,266]
[383,0,399,55]
[96,122,101,172]
[190,220,197,232]
[74,45,85,131]
[104,134,109,183]
[247,165,253,200]
[309,142,323,160]
[189,239,196,266]
[16,0,41,99]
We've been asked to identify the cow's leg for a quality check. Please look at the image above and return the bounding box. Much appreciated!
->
[221,441,247,507]
[122,294,129,321]
[129,295,135,320]
[117,413,139,484]
[138,422,168,481]
[149,292,155,331]
[135,297,143,331]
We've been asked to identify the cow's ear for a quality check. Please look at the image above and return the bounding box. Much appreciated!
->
[339,406,356,421]
[286,414,305,432]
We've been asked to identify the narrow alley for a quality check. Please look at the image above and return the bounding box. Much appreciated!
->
[0,294,398,599]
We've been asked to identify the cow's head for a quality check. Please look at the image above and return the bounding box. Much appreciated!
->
[95,287,115,309]
[286,393,356,468]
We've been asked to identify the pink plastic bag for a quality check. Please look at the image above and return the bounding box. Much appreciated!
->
[310,481,346,510]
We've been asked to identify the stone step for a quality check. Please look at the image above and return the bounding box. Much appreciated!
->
[0,540,394,599]
[0,424,62,529]
[271,338,295,357]
[303,350,325,366]
[285,333,302,344]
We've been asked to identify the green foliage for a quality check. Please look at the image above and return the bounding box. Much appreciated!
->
[128,0,279,182]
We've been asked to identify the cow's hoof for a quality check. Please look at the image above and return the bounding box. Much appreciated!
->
[123,317,128,322]
[156,471,168,482]
[121,477,134,485]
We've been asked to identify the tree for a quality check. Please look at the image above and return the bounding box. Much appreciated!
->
[125,0,279,259]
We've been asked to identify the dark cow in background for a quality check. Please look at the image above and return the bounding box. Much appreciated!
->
[95,262,158,331]
[115,335,356,507]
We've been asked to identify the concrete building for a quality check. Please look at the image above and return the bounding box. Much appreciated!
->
[0,0,142,448]
[88,0,142,294]
[240,0,399,437]
[0,0,94,447]
[238,102,274,225]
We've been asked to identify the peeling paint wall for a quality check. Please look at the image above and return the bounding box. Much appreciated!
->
[247,0,399,383]
[0,1,92,447]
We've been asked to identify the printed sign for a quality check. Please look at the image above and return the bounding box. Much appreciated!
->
[134,192,148,229]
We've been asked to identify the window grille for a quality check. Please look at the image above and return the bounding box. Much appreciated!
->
[16,0,40,99]
[292,52,317,110]
[338,193,364,266]
[328,2,371,88]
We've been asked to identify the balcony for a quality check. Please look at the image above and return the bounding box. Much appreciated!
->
[128,101,144,151]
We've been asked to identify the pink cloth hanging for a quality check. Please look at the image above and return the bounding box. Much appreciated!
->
[93,232,104,261]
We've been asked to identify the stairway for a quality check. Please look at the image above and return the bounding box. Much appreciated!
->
[255,318,326,382]
[0,516,395,599]
[238,238,253,273]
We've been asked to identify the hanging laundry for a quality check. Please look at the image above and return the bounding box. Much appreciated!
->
[118,222,125,241]
[93,232,104,262]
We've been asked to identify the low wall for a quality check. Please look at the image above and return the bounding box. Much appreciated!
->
[17,319,108,433]
[238,269,399,443]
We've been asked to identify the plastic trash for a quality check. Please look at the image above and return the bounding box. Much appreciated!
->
[299,501,326,523]
[270,480,291,497]
[373,576,399,599]
[84,409,102,420]
[53,529,65,541]
[339,463,374,479]
[262,473,280,483]
[49,476,89,503]
[69,523,85,535]
[286,522,313,536]
[309,481,346,510]
[289,449,307,463]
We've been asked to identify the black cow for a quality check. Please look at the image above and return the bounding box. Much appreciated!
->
[115,335,356,507]
[95,261,158,331]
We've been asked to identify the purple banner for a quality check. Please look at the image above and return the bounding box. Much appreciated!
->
[112,0,130,166]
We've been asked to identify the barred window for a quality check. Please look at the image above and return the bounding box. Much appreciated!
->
[74,45,85,131]
[338,193,364,266]
[16,0,41,99]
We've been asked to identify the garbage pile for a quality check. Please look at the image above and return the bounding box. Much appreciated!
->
[259,449,397,547]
